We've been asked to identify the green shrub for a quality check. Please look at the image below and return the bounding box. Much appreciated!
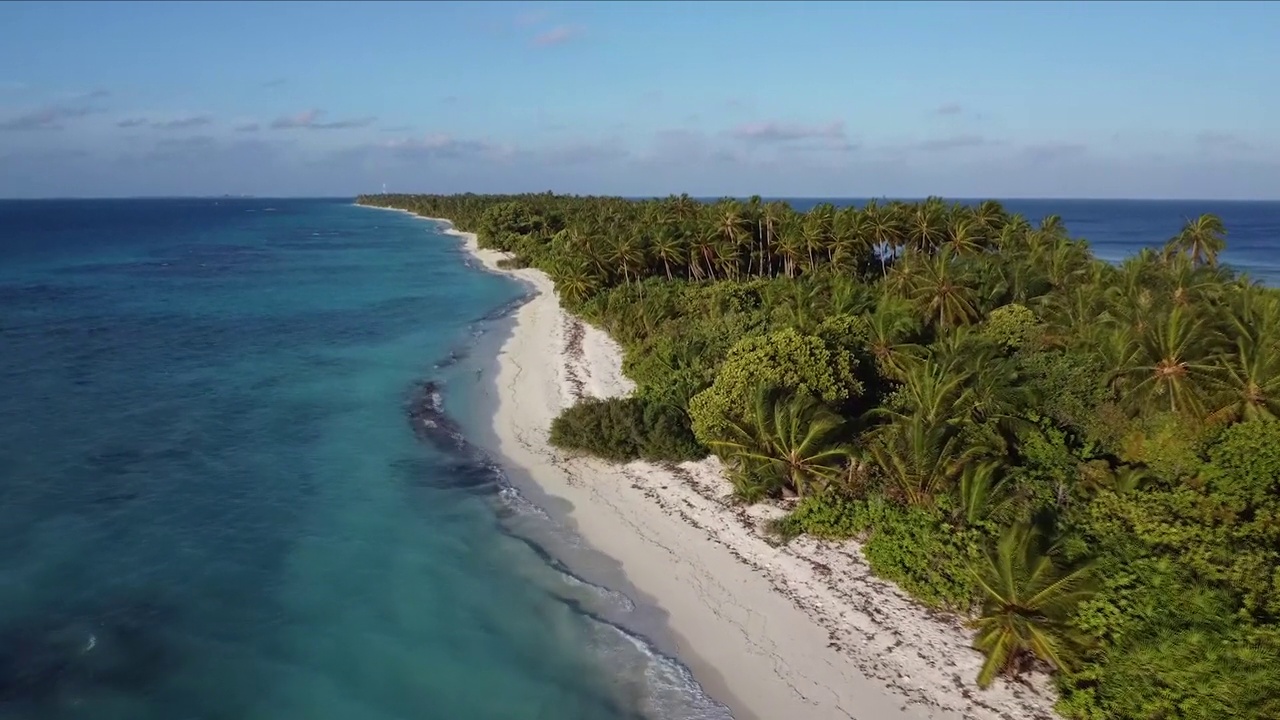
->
[981,303,1041,350]
[858,498,983,610]
[772,493,865,540]
[495,256,528,270]
[775,493,981,610]
[549,396,706,463]
[1015,348,1111,439]
[688,327,863,446]
[637,400,707,461]
[1059,560,1280,720]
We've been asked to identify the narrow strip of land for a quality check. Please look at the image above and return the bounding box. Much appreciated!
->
[434,216,1058,720]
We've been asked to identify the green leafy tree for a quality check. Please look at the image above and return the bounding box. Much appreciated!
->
[688,328,863,445]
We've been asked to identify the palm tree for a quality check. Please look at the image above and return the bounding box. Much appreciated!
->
[865,412,980,506]
[877,355,973,427]
[906,246,980,330]
[1043,239,1089,291]
[651,227,685,281]
[995,214,1032,252]
[863,199,903,277]
[956,460,1016,525]
[1038,285,1107,349]
[1207,291,1280,423]
[774,216,806,279]
[760,201,791,277]
[690,228,719,281]
[1165,213,1227,268]
[905,198,946,254]
[713,200,749,280]
[710,387,852,498]
[860,297,924,382]
[973,199,1008,234]
[826,276,875,316]
[801,214,828,274]
[1165,254,1228,308]
[552,258,601,306]
[1037,214,1068,241]
[830,207,869,274]
[609,232,646,287]
[946,216,989,255]
[1116,307,1219,417]
[969,524,1095,688]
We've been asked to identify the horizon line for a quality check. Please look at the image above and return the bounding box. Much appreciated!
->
[2,194,1278,203]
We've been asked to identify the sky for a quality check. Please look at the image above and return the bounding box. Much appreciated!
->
[1,0,1277,199]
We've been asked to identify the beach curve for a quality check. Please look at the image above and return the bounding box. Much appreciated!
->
[425,211,1062,720]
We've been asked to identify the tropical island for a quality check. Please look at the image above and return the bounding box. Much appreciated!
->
[357,192,1280,720]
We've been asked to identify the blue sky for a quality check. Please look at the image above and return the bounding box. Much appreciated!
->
[1,0,1277,199]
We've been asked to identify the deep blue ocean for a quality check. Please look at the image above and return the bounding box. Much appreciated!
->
[0,197,1276,720]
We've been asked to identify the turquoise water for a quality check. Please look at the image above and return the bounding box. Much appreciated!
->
[0,199,727,720]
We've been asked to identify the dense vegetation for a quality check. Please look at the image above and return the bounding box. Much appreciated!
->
[359,192,1280,719]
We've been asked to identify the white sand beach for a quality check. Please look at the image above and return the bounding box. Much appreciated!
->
[422,211,1061,720]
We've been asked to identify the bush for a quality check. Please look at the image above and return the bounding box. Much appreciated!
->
[981,303,1041,350]
[688,327,863,446]
[774,493,981,610]
[857,498,983,610]
[1059,560,1280,720]
[771,493,865,540]
[495,256,528,270]
[549,396,706,463]
[1015,348,1111,439]
[638,399,707,461]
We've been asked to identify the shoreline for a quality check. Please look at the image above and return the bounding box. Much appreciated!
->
[376,205,1061,720]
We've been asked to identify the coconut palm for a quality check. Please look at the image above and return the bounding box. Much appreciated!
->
[1116,307,1220,417]
[863,199,903,277]
[774,216,806,279]
[608,232,646,287]
[712,200,749,280]
[956,460,1017,525]
[710,387,852,498]
[650,227,685,281]
[973,199,1008,234]
[906,246,980,331]
[1164,213,1228,268]
[800,213,828,274]
[552,258,601,306]
[1207,292,1280,423]
[969,524,1095,688]
[905,198,947,254]
[830,207,870,274]
[865,412,983,506]
[946,216,989,255]
[689,228,719,281]
[760,200,792,276]
[859,298,925,382]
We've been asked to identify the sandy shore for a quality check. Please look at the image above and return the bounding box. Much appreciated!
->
[395,208,1061,720]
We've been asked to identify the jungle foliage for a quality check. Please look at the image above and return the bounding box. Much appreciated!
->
[359,191,1280,719]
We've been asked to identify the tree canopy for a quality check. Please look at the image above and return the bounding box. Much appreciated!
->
[358,191,1280,720]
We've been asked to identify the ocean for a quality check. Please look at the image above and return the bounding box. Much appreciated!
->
[0,197,1275,720]
[0,199,725,720]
